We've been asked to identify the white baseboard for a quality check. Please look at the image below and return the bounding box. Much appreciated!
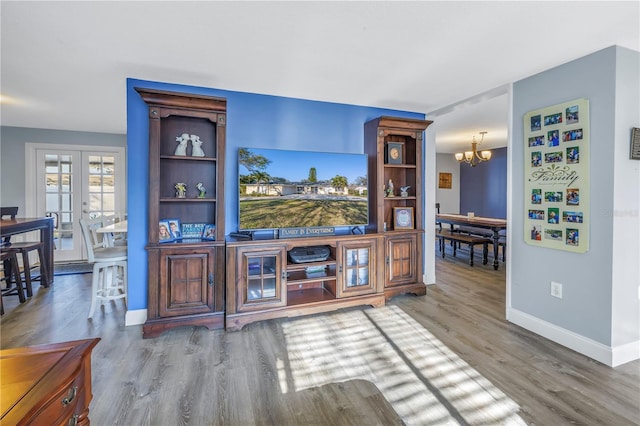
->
[423,273,436,286]
[612,340,640,367]
[507,308,639,367]
[125,309,147,326]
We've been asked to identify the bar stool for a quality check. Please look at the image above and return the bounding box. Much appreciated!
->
[80,216,127,318]
[1,207,50,293]
[1,250,27,315]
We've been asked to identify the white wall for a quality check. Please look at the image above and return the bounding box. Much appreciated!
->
[509,46,639,366]
[611,47,640,360]
[435,153,460,214]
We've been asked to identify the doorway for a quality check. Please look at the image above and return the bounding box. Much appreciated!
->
[25,144,126,263]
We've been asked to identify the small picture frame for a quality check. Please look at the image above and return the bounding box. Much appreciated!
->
[166,218,182,240]
[393,207,414,230]
[159,220,174,243]
[201,224,216,241]
[438,172,452,189]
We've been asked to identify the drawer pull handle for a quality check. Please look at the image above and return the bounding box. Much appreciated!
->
[61,386,78,407]
[68,414,79,426]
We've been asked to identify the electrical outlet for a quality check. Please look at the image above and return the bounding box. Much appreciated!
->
[551,281,563,299]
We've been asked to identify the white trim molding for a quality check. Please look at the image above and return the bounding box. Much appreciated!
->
[125,309,147,326]
[508,307,639,367]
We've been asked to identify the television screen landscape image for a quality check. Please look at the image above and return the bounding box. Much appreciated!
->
[238,148,368,231]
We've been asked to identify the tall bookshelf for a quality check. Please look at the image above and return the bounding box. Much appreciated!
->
[136,88,226,338]
[365,116,433,298]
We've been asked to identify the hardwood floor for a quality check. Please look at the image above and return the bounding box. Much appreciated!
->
[1,251,638,425]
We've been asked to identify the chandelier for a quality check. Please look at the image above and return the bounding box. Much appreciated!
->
[454,131,492,167]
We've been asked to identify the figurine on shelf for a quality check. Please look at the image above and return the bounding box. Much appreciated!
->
[175,182,187,198]
[175,133,189,156]
[196,182,206,198]
[386,179,395,197]
[191,135,205,157]
[400,186,410,197]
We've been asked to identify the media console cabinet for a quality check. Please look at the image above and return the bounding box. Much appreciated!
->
[225,234,386,331]
[135,89,431,337]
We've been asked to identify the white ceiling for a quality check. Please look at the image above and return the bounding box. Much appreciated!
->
[1,1,638,153]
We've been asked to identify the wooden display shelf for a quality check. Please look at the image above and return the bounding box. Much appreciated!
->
[160,198,217,202]
[160,155,217,161]
[287,268,336,284]
[288,287,336,306]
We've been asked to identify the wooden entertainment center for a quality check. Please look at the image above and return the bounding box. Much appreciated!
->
[226,233,385,331]
[136,89,431,335]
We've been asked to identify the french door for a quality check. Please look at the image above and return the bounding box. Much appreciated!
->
[26,144,126,262]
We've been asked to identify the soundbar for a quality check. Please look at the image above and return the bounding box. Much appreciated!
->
[288,245,331,263]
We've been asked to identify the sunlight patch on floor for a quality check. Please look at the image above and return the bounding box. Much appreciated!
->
[278,305,525,425]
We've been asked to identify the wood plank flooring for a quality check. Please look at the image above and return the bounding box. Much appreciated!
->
[1,250,638,425]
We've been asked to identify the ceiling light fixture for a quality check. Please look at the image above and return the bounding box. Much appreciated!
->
[454,131,492,167]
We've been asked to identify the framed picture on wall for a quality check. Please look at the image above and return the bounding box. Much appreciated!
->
[438,172,452,189]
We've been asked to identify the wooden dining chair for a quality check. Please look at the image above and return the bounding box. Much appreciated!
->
[0,250,27,315]
[80,216,128,318]
[0,207,49,295]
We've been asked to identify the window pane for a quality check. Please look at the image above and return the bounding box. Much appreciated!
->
[103,193,115,211]
[46,174,59,192]
[89,156,101,173]
[61,174,71,192]
[103,175,115,192]
[61,158,72,173]
[90,193,102,211]
[61,193,72,210]
[103,157,115,175]
[89,175,102,192]
[45,155,59,173]
[46,193,59,211]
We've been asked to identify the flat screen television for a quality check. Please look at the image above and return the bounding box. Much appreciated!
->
[238,147,368,232]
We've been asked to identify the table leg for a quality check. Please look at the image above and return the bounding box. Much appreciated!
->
[41,222,54,287]
[492,229,500,270]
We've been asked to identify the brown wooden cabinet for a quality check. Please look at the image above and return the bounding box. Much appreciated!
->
[336,237,379,298]
[226,234,385,331]
[0,338,100,426]
[233,244,287,313]
[136,88,227,338]
[365,116,432,299]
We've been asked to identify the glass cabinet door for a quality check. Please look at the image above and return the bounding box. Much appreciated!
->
[247,256,277,300]
[337,239,378,297]
[237,245,286,312]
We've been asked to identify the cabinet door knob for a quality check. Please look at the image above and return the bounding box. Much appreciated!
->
[61,386,77,407]
[208,273,214,286]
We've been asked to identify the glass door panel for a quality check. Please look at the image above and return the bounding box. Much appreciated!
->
[38,151,81,262]
[344,247,370,288]
[246,256,277,300]
[337,239,377,297]
[34,147,126,263]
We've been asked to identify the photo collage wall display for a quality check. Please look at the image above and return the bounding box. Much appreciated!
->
[523,98,589,253]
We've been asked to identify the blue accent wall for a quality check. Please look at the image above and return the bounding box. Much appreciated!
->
[126,78,424,311]
[459,147,507,218]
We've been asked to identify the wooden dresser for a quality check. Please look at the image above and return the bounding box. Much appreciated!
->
[1,338,100,426]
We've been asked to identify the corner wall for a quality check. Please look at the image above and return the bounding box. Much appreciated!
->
[435,153,460,215]
[460,147,507,218]
[509,46,639,366]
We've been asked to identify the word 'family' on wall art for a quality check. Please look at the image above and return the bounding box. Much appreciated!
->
[524,98,589,253]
